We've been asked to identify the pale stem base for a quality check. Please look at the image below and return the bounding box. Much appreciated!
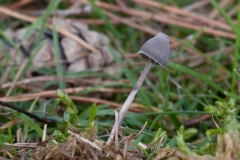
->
[106,59,153,145]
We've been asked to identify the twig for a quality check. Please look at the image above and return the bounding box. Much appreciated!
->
[0,94,145,112]
[0,118,22,130]
[103,10,182,48]
[182,114,211,127]
[6,58,28,96]
[68,130,102,151]
[21,7,91,16]
[4,142,37,148]
[132,0,232,32]
[115,0,127,9]
[0,48,18,89]
[228,5,239,17]
[42,124,47,142]
[87,1,235,39]
[88,149,99,160]
[3,85,131,94]
[135,122,147,138]
[183,0,210,11]
[114,110,119,150]
[104,9,185,49]
[0,0,33,17]
[1,76,125,89]
[122,134,133,159]
[212,115,220,128]
[17,128,22,143]
[103,10,158,35]
[157,134,166,150]
[0,101,57,124]
[71,18,119,25]
[209,0,233,19]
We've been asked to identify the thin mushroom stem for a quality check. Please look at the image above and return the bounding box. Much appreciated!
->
[106,59,153,145]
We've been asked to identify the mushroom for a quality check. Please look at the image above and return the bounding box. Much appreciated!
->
[107,32,170,145]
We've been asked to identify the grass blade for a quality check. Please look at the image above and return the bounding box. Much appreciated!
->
[33,0,61,48]
[167,62,223,92]
[231,2,240,92]
[52,27,66,89]
[210,0,236,33]
[17,113,44,137]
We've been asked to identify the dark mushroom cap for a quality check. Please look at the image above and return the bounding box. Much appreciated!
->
[137,32,170,67]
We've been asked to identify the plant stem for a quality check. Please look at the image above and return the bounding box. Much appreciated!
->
[107,59,153,145]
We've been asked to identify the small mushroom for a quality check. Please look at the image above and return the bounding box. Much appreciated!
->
[107,32,170,145]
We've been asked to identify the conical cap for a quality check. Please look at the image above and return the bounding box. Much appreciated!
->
[137,32,170,67]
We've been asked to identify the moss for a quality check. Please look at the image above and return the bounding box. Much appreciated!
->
[57,89,78,125]
[173,99,240,159]
[204,98,240,134]
[176,126,191,155]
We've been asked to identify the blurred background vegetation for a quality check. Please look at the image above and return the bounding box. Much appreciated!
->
[0,0,239,159]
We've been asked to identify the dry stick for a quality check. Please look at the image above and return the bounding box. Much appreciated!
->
[0,118,22,130]
[0,91,122,106]
[119,122,148,153]
[4,86,131,99]
[228,5,239,17]
[22,5,85,17]
[94,1,235,39]
[131,0,232,32]
[103,10,195,52]
[88,149,98,160]
[106,60,153,145]
[42,124,47,142]
[182,114,211,127]
[103,10,157,36]
[114,110,119,151]
[1,76,124,89]
[7,0,32,9]
[123,136,131,159]
[1,76,76,89]
[17,128,22,143]
[0,100,57,124]
[68,130,102,151]
[115,0,127,9]
[0,6,99,54]
[135,122,148,138]
[1,76,131,92]
[209,0,233,19]
[0,0,33,17]
[212,115,220,128]
[0,94,144,112]
[4,143,37,148]
[71,140,77,158]
[0,48,18,89]
[71,18,119,25]
[6,58,28,96]
[183,0,210,11]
